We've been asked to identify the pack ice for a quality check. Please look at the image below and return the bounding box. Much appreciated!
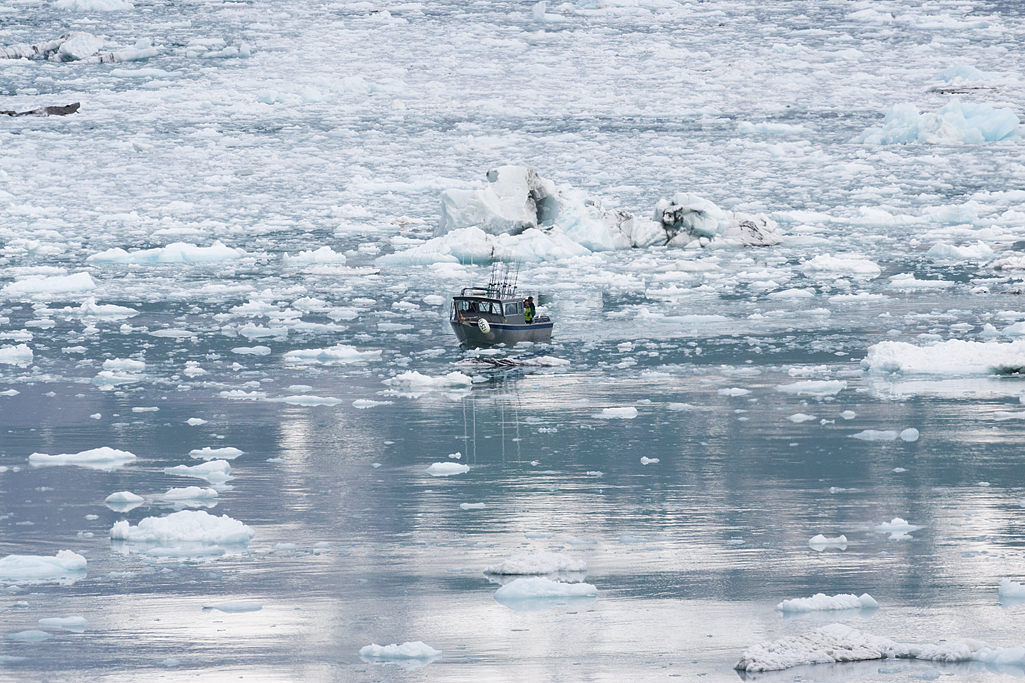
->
[29,447,137,471]
[776,593,878,612]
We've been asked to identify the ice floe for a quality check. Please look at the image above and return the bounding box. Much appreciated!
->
[426,462,469,477]
[105,491,144,512]
[0,550,87,585]
[202,601,262,613]
[484,550,586,575]
[1,272,95,297]
[189,447,243,461]
[359,642,441,670]
[809,534,848,551]
[29,447,137,471]
[37,616,87,632]
[162,460,233,489]
[864,339,1025,376]
[852,430,899,442]
[110,510,254,547]
[87,242,243,264]
[736,623,1025,672]
[776,380,847,396]
[0,344,33,366]
[776,593,878,613]
[160,487,219,508]
[493,576,598,611]
[875,518,922,540]
[283,344,381,365]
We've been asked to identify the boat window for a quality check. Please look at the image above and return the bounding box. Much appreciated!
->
[504,303,519,315]
[490,302,503,315]
[457,300,473,312]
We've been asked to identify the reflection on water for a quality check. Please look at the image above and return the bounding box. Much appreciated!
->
[2,351,1025,681]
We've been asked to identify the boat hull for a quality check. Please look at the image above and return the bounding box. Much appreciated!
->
[450,320,553,346]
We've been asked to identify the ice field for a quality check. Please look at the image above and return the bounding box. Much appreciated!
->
[4,0,1025,680]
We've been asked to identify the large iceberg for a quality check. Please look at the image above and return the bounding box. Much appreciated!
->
[653,193,782,247]
[380,166,782,265]
[853,99,1021,145]
[437,165,661,251]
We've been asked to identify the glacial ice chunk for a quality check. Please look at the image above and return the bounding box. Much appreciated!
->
[853,99,1021,145]
[493,576,598,611]
[110,510,254,545]
[863,339,1025,376]
[875,517,921,540]
[283,345,382,365]
[87,242,243,264]
[29,447,137,471]
[776,593,878,612]
[484,550,586,575]
[426,462,469,476]
[190,447,243,461]
[735,623,1013,672]
[38,616,87,632]
[0,550,87,585]
[1,272,96,297]
[809,534,848,551]
[0,344,33,366]
[359,642,441,670]
[852,430,899,441]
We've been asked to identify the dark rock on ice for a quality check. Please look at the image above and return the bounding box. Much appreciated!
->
[1,103,80,117]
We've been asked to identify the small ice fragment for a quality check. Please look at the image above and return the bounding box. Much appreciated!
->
[893,467,907,473]
[899,428,919,442]
[202,601,262,612]
[105,491,143,504]
[585,471,603,476]
[875,518,921,540]
[640,457,659,465]
[448,452,462,459]
[187,418,208,426]
[840,411,857,420]
[89,413,101,419]
[666,403,694,411]
[160,659,180,667]
[359,642,441,669]
[38,616,87,632]
[353,399,393,408]
[809,534,847,551]
[851,430,898,441]
[5,630,52,642]
[788,413,817,423]
[426,462,469,476]
[459,503,486,510]
[718,388,750,397]
[600,407,638,418]
[189,447,244,461]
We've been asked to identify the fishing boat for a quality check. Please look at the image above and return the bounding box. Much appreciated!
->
[450,265,553,346]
